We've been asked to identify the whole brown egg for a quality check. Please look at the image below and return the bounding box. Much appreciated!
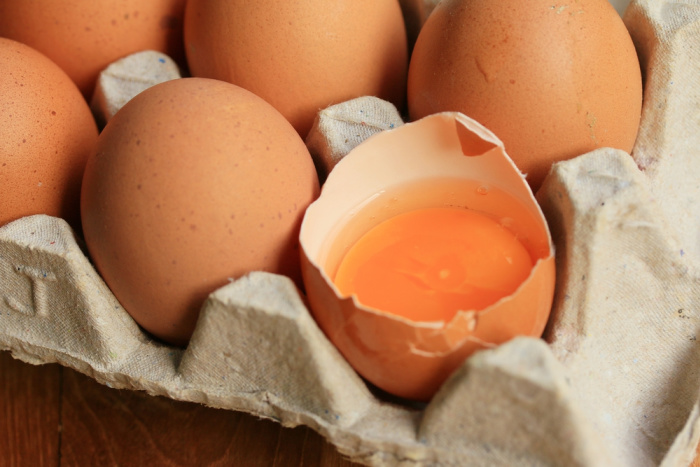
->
[0,0,186,98]
[184,0,408,138]
[407,0,643,190]
[0,38,98,228]
[80,78,320,346]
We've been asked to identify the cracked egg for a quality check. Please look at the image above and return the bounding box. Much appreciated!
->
[300,112,556,401]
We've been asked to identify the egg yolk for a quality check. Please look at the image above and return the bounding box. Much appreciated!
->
[333,207,533,322]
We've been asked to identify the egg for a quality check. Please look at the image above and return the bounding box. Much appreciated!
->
[0,38,98,228]
[300,112,555,401]
[407,0,643,190]
[80,77,320,346]
[0,0,187,98]
[183,0,408,137]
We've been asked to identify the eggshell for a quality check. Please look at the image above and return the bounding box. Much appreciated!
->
[398,0,441,49]
[299,112,555,401]
[0,38,98,229]
[81,77,320,346]
[407,0,643,190]
[183,0,408,138]
[0,0,186,97]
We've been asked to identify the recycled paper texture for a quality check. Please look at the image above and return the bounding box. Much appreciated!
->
[305,96,404,182]
[90,50,182,127]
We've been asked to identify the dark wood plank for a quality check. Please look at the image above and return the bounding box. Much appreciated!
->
[0,352,61,467]
[59,367,360,466]
[7,354,700,465]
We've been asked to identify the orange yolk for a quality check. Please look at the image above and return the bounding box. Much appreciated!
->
[333,207,533,322]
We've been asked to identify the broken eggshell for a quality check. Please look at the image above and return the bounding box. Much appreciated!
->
[299,112,556,401]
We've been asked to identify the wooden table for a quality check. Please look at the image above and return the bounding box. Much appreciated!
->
[5,348,700,466]
[0,351,359,466]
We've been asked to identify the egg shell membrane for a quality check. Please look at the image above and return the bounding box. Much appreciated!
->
[300,112,555,401]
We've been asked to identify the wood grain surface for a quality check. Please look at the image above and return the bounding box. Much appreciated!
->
[0,351,360,467]
[4,349,700,466]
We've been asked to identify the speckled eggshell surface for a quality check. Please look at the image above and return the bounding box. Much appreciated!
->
[184,0,409,137]
[80,77,320,346]
[0,38,98,229]
[0,0,187,97]
[407,0,643,190]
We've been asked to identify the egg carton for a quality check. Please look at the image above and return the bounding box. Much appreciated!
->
[2,0,700,465]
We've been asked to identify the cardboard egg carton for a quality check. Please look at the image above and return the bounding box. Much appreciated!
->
[2,0,700,465]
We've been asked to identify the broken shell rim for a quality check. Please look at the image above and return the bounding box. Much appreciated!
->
[299,111,555,330]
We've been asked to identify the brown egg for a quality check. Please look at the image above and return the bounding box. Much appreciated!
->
[0,38,98,228]
[184,0,408,137]
[80,77,320,346]
[0,0,186,98]
[407,0,643,190]
[300,112,555,401]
